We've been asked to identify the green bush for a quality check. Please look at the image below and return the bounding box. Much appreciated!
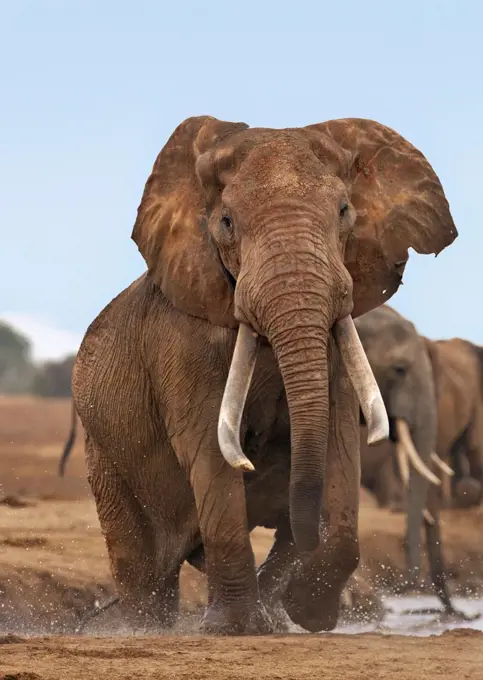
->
[0,322,34,394]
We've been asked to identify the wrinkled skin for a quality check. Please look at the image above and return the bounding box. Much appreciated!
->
[70,116,456,635]
[431,338,483,508]
[356,305,455,613]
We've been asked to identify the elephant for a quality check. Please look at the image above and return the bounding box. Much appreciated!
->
[69,115,456,635]
[429,337,483,508]
[355,305,459,614]
[358,332,483,512]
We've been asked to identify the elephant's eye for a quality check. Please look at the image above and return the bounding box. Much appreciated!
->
[220,214,233,233]
[339,201,349,219]
[392,364,407,377]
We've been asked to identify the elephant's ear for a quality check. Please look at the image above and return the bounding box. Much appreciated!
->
[132,116,248,326]
[309,119,458,318]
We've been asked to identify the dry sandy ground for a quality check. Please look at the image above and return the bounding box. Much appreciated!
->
[2,631,483,680]
[1,396,483,679]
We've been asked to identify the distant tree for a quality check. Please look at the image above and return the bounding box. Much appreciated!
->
[33,354,76,397]
[0,322,34,394]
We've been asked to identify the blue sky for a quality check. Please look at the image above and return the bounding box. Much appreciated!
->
[1,1,482,358]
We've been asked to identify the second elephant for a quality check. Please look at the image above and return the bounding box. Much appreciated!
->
[356,305,456,613]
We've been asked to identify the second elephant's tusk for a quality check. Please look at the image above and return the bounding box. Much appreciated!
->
[218,323,259,472]
[395,419,441,487]
[396,441,410,488]
[431,452,455,477]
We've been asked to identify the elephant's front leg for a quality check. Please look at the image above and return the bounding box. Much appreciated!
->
[188,448,272,635]
[378,454,405,513]
[256,517,296,632]
[282,347,361,632]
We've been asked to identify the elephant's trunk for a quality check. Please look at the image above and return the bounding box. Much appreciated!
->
[262,290,331,553]
[399,363,439,582]
[218,288,387,554]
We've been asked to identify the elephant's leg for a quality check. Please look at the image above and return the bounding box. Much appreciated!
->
[257,518,294,603]
[424,508,452,613]
[282,349,360,632]
[372,462,391,508]
[256,517,296,632]
[87,444,181,632]
[188,451,271,635]
[449,426,483,507]
[424,486,479,621]
[465,413,483,504]
[449,428,470,501]
[375,456,405,512]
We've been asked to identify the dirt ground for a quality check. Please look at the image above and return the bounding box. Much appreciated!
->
[1,396,483,679]
[2,631,483,680]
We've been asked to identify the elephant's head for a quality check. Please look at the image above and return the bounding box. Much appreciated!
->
[355,306,451,582]
[132,116,456,554]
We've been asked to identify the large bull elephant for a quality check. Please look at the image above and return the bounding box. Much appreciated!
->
[356,305,457,614]
[431,338,483,507]
[70,116,456,635]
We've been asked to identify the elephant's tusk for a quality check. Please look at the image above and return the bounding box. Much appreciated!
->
[423,509,436,525]
[431,452,455,477]
[218,323,259,472]
[395,419,441,486]
[333,315,389,445]
[395,441,410,488]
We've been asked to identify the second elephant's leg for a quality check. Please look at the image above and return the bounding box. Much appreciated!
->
[424,482,455,613]
[425,485,478,620]
[282,347,360,632]
[464,414,483,504]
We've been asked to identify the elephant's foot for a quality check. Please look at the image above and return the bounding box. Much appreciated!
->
[261,600,293,633]
[258,578,293,633]
[283,583,341,632]
[200,601,273,635]
[400,604,480,623]
[282,566,345,632]
[441,606,481,623]
[454,477,483,508]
